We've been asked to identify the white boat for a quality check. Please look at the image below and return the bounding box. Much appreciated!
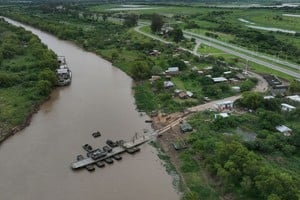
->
[56,56,72,86]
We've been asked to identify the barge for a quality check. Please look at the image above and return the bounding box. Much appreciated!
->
[56,56,72,86]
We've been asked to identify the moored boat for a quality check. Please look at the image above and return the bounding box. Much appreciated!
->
[113,154,122,161]
[85,164,95,172]
[56,56,72,86]
[105,158,114,164]
[96,161,105,168]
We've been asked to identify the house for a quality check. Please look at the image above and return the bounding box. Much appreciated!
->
[164,81,174,88]
[275,125,292,136]
[223,71,232,75]
[214,113,229,119]
[149,49,161,56]
[281,103,296,112]
[180,123,193,133]
[231,86,240,92]
[174,89,182,94]
[287,95,300,103]
[165,67,179,75]
[186,91,193,98]
[204,66,213,71]
[229,78,239,84]
[264,95,275,100]
[212,77,228,83]
[197,70,204,75]
[216,100,234,111]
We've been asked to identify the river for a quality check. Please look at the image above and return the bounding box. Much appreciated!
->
[0,18,179,200]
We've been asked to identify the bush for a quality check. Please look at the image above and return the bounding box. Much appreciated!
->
[36,80,51,96]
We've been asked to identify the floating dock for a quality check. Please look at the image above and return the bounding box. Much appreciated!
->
[71,135,150,170]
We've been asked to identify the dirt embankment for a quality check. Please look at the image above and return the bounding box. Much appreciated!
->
[152,113,190,190]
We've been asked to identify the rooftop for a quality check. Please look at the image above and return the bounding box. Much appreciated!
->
[212,77,228,83]
[287,95,300,102]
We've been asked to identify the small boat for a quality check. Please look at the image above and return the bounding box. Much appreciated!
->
[126,148,135,154]
[85,164,95,172]
[105,158,114,164]
[56,64,72,86]
[92,131,101,138]
[106,140,118,148]
[82,144,93,152]
[145,120,153,123]
[76,155,84,161]
[103,145,112,153]
[113,154,122,161]
[133,147,141,153]
[96,161,105,168]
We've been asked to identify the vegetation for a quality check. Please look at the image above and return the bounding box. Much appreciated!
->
[0,18,57,142]
[1,3,300,199]
[182,96,300,199]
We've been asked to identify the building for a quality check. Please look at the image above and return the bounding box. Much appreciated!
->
[214,113,229,119]
[287,95,300,103]
[275,125,292,136]
[216,100,234,111]
[186,91,193,98]
[231,86,240,92]
[281,103,296,112]
[264,95,275,100]
[212,77,228,83]
[164,81,174,88]
[165,67,179,75]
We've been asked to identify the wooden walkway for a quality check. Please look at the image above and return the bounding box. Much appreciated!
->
[71,135,150,170]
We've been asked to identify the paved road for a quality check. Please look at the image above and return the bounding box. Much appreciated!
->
[184,30,300,71]
[135,25,300,79]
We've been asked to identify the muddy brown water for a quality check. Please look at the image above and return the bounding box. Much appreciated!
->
[0,18,179,200]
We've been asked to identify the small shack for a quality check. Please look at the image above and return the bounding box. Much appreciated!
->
[275,125,292,136]
[212,77,228,83]
[214,113,229,119]
[281,103,296,112]
[164,81,174,88]
[216,100,234,111]
[287,95,300,103]
[165,67,179,75]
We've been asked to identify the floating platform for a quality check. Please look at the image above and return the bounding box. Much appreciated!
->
[71,135,150,170]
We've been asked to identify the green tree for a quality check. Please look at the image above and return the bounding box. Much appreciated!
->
[240,91,264,110]
[289,80,300,93]
[171,28,183,43]
[36,80,52,96]
[38,68,57,86]
[123,14,138,27]
[130,61,151,80]
[151,14,164,33]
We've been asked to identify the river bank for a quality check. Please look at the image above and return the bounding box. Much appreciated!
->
[0,17,180,200]
[0,96,50,144]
